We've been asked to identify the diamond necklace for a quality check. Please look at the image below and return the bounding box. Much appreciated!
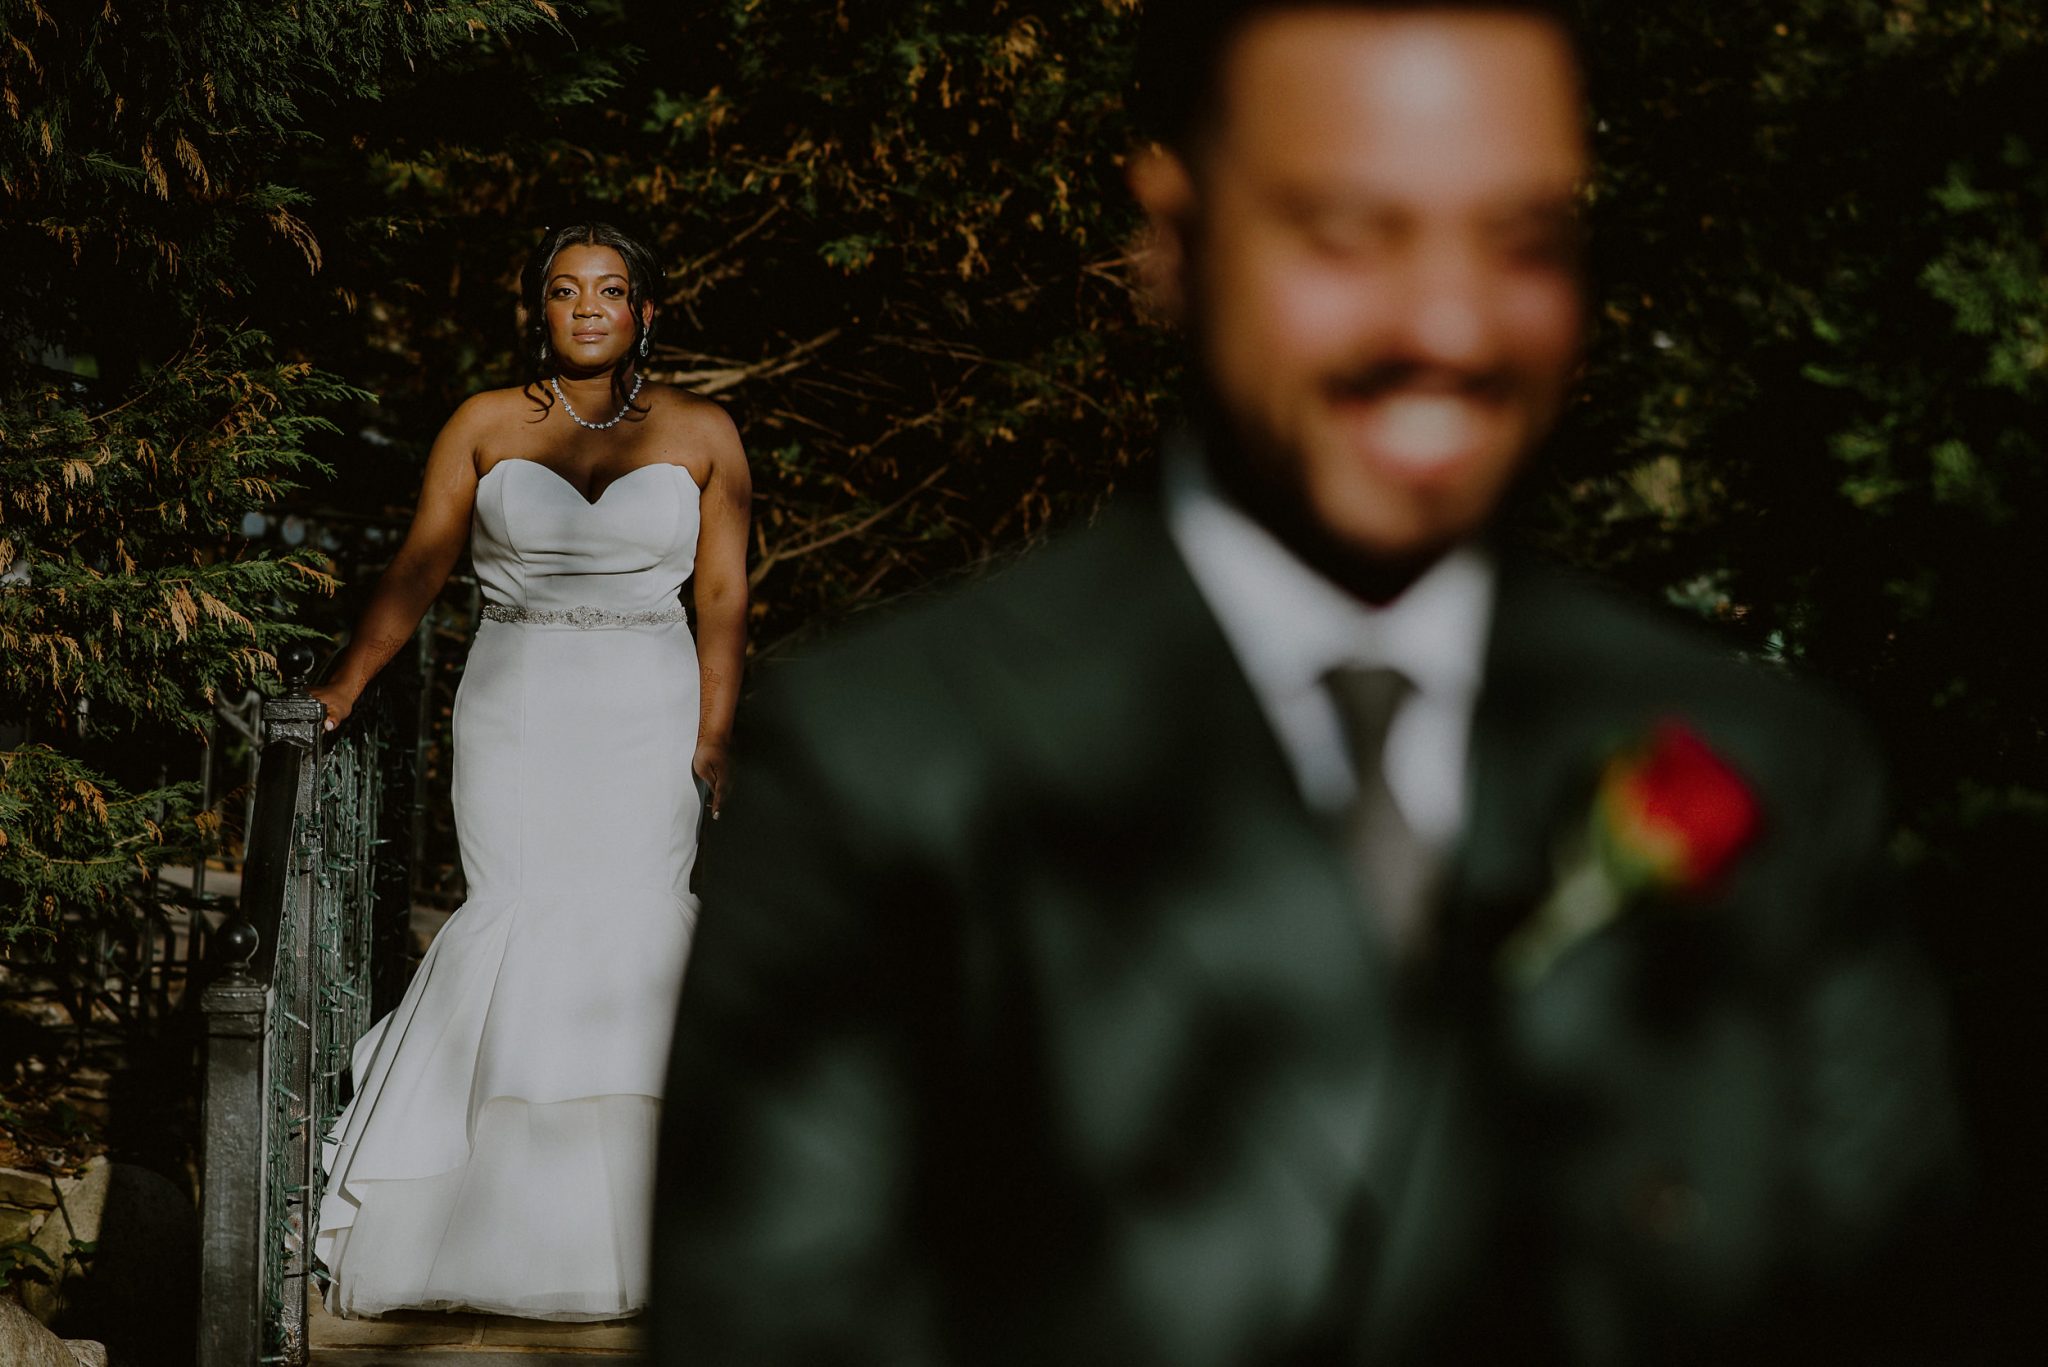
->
[550,372,644,431]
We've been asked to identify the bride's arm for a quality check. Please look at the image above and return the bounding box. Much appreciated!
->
[689,405,752,818]
[309,399,487,729]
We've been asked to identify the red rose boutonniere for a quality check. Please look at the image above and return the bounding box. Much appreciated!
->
[1497,720,1763,988]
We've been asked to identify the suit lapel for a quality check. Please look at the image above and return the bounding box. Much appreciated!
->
[1446,555,1702,969]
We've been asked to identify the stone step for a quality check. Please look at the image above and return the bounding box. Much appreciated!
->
[311,1355,638,1366]
[308,1282,643,1362]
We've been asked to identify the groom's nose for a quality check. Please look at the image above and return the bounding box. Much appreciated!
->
[1379,239,1503,375]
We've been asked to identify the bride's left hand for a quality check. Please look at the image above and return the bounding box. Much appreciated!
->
[692,740,731,821]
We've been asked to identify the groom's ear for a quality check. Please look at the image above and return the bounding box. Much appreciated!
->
[1128,142,1196,326]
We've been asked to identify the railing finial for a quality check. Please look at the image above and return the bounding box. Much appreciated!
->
[282,644,319,693]
[215,916,260,970]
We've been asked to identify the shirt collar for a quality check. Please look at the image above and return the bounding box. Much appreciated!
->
[1162,437,1495,711]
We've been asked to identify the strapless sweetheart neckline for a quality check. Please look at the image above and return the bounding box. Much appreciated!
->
[482,456,698,509]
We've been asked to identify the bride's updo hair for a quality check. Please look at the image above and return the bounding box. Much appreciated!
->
[519,221,665,416]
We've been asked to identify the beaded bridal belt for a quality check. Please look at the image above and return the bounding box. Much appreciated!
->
[480,602,689,630]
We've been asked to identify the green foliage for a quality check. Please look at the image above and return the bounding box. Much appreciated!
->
[0,746,199,942]
[0,1,561,947]
[0,331,347,941]
[1539,0,2048,903]
[0,1231,93,1297]
[0,1237,56,1295]
[2,334,348,733]
[280,0,1162,641]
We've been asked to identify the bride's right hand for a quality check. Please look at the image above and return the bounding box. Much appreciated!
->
[307,682,357,732]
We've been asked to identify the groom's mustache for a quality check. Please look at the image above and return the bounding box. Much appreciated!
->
[1322,362,1517,403]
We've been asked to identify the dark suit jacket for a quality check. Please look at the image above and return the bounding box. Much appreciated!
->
[653,491,1962,1367]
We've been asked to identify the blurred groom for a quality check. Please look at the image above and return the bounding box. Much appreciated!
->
[653,3,1962,1364]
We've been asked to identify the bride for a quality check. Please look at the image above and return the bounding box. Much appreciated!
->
[306,221,750,1320]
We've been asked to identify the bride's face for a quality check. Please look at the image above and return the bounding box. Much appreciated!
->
[542,244,648,374]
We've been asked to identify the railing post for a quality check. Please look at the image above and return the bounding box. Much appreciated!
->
[270,682,326,1366]
[198,922,266,1367]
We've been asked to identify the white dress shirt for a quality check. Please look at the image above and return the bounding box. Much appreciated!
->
[1162,446,1496,852]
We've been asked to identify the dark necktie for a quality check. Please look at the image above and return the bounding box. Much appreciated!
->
[1325,665,1439,950]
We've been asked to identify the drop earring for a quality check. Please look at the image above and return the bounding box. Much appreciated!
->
[638,331,651,359]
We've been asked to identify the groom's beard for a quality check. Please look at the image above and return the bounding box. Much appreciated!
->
[1183,367,1473,607]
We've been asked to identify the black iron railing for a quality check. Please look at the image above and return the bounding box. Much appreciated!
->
[197,644,419,1366]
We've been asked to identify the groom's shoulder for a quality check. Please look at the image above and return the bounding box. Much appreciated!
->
[743,497,1169,737]
[1503,554,1885,782]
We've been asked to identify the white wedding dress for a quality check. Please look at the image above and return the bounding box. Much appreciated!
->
[316,457,704,1320]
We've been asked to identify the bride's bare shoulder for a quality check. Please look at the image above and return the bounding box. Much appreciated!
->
[644,384,740,450]
[456,384,554,429]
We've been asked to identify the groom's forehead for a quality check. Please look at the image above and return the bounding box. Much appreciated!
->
[1149,2,1585,156]
[1194,9,1589,200]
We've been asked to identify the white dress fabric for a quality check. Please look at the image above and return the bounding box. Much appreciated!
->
[315,458,704,1321]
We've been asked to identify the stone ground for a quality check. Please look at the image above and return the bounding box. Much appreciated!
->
[309,1282,644,1364]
